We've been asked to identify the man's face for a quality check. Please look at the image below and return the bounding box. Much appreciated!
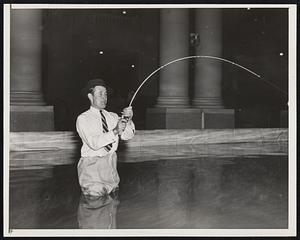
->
[89,85,107,110]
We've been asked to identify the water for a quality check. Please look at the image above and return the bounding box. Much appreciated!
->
[9,150,288,229]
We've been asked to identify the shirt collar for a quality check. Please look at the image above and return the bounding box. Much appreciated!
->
[90,106,105,114]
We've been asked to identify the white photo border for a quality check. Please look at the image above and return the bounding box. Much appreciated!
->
[3,3,297,237]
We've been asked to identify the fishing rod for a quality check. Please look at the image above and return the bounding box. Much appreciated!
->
[127,55,264,107]
[122,55,286,119]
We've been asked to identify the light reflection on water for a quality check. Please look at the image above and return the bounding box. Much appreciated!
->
[9,153,288,229]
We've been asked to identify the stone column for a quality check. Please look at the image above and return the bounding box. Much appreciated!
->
[146,9,203,129]
[11,9,45,106]
[193,9,223,108]
[156,9,189,107]
[192,9,234,128]
[10,9,54,131]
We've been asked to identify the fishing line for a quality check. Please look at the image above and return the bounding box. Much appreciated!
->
[128,55,287,107]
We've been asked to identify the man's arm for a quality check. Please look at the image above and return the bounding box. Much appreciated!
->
[76,116,117,150]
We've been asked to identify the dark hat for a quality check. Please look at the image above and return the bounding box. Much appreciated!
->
[81,78,113,97]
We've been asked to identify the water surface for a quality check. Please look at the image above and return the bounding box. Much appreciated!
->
[9,150,288,229]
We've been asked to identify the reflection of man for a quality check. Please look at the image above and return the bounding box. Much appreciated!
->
[77,194,120,229]
[76,78,135,197]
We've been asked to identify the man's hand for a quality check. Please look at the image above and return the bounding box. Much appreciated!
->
[113,118,126,135]
[121,106,133,121]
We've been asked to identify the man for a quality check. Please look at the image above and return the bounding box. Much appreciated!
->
[76,78,135,197]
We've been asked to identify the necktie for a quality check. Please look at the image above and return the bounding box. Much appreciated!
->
[100,110,112,152]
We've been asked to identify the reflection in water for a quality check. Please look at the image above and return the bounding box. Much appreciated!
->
[155,159,223,228]
[77,194,119,229]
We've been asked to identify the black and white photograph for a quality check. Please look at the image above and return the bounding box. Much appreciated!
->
[3,2,297,237]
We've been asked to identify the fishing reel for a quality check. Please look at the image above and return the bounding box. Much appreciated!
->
[120,106,133,123]
[121,115,130,122]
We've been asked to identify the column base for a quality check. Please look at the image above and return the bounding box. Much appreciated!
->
[10,106,54,132]
[201,109,235,129]
[192,97,224,108]
[11,91,46,106]
[156,96,190,108]
[146,108,235,129]
[146,108,201,129]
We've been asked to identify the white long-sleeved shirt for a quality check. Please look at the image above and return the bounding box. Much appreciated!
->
[76,106,135,157]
